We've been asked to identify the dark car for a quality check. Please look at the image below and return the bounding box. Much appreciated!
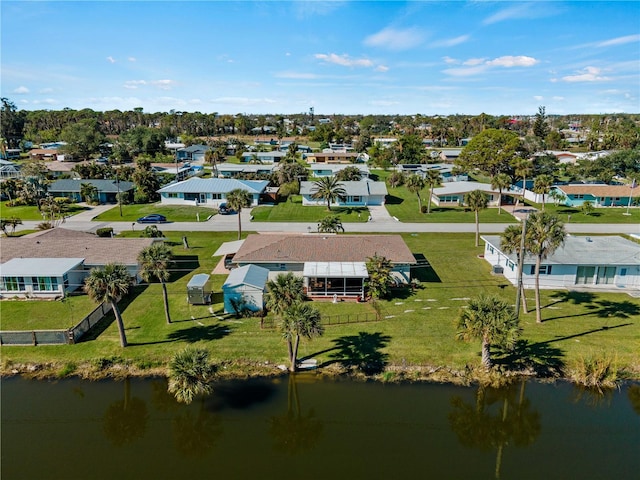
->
[137,214,167,224]
[218,203,235,215]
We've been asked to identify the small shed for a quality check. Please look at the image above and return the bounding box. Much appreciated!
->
[187,273,212,305]
[222,265,269,314]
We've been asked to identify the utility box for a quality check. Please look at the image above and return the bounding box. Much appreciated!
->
[187,273,212,305]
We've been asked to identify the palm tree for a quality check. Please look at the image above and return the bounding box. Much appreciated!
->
[465,189,489,247]
[500,225,529,314]
[225,188,252,240]
[317,215,344,234]
[335,166,362,182]
[265,272,305,316]
[424,170,442,214]
[310,176,346,211]
[533,174,554,211]
[365,254,394,300]
[525,212,566,323]
[84,263,132,347]
[80,182,98,204]
[512,158,533,207]
[405,174,426,212]
[138,243,173,324]
[168,347,215,404]
[280,302,324,372]
[456,294,521,368]
[491,173,512,215]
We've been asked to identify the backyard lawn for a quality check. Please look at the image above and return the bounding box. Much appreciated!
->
[0,203,89,221]
[250,195,368,223]
[93,204,217,222]
[2,231,638,377]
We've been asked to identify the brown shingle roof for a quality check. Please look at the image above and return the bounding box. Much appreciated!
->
[233,234,416,264]
[558,185,640,197]
[0,228,158,266]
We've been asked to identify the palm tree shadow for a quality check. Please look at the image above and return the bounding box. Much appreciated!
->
[167,324,231,343]
[545,290,597,309]
[493,339,565,377]
[321,331,391,374]
[543,298,640,321]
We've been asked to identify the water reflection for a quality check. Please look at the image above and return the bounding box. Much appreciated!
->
[172,404,223,458]
[448,381,540,479]
[102,378,149,447]
[629,385,640,415]
[269,375,323,454]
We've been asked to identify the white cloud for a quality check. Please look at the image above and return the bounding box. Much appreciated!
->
[430,35,470,48]
[13,86,29,94]
[443,56,458,65]
[363,27,424,50]
[561,66,610,83]
[128,57,136,62]
[106,56,116,63]
[482,2,559,25]
[123,79,176,90]
[443,65,488,77]
[375,65,389,72]
[596,34,640,47]
[463,58,486,66]
[315,53,374,68]
[486,56,538,67]
[533,95,544,101]
[552,96,564,101]
[39,88,54,94]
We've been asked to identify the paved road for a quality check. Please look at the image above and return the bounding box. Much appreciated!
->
[13,208,640,236]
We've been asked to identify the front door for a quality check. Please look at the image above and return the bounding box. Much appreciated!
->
[199,193,207,204]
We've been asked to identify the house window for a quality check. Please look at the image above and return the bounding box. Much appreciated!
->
[63,273,69,289]
[352,196,361,202]
[184,193,198,201]
[620,268,627,276]
[575,194,584,199]
[31,276,58,291]
[279,264,286,270]
[167,193,179,198]
[1,276,25,291]
[211,193,222,200]
[530,265,552,275]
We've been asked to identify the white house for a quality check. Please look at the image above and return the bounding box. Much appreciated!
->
[0,257,85,299]
[216,162,277,178]
[299,179,387,207]
[430,181,511,207]
[222,264,269,314]
[308,163,370,179]
[240,151,286,163]
[481,235,640,293]
[157,178,269,207]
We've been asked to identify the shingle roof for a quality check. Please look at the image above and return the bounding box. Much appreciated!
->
[0,228,157,266]
[157,178,269,194]
[48,179,134,193]
[556,184,640,197]
[482,235,640,265]
[299,180,387,197]
[233,234,416,264]
[432,181,501,196]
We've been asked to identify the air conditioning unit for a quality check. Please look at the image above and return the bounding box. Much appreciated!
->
[491,265,504,275]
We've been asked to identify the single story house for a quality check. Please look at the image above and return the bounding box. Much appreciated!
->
[232,234,416,298]
[176,144,210,163]
[481,235,640,293]
[44,161,81,179]
[308,163,370,179]
[157,177,269,207]
[222,264,269,314]
[29,148,68,161]
[216,162,277,178]
[305,152,364,164]
[299,179,387,207]
[0,228,160,298]
[430,181,511,207]
[397,164,468,183]
[551,184,640,208]
[151,163,202,182]
[48,179,135,204]
[280,144,312,153]
[240,151,286,163]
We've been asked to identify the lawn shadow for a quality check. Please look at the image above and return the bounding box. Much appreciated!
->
[412,253,441,283]
[546,290,598,309]
[543,297,640,321]
[385,195,404,205]
[536,323,632,345]
[493,339,565,377]
[169,254,200,282]
[167,323,231,343]
[322,331,391,374]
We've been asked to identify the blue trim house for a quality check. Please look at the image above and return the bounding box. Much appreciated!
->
[299,179,387,207]
[157,178,269,207]
[176,145,211,162]
[552,184,640,207]
[48,179,134,203]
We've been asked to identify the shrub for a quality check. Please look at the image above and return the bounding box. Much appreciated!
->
[36,221,53,230]
[420,205,428,214]
[142,225,164,238]
[57,362,77,378]
[569,354,618,392]
[96,227,113,237]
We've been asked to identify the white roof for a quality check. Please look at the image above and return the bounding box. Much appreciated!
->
[433,181,501,196]
[303,262,368,278]
[1,257,84,276]
[223,264,269,290]
[158,178,269,194]
[213,240,246,257]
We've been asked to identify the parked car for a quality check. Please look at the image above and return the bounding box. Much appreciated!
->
[218,203,235,215]
[137,214,167,224]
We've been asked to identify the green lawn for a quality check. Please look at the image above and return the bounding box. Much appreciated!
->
[2,231,638,378]
[528,203,640,224]
[0,204,89,221]
[250,195,368,223]
[94,204,217,222]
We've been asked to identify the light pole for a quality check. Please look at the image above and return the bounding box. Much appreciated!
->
[514,212,528,316]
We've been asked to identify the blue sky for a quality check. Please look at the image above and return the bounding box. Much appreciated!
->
[2,1,639,116]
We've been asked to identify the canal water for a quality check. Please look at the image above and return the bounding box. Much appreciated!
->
[2,375,639,480]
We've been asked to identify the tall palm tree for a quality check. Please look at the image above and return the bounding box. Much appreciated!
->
[491,173,512,215]
[225,188,253,240]
[405,174,426,212]
[80,182,98,204]
[84,263,132,347]
[138,243,173,324]
[465,189,489,247]
[424,170,442,214]
[533,174,554,211]
[310,176,346,211]
[525,212,566,323]
[500,225,529,314]
[280,302,324,372]
[512,158,533,207]
[317,215,344,234]
[456,294,521,368]
[265,272,305,316]
[168,347,215,404]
